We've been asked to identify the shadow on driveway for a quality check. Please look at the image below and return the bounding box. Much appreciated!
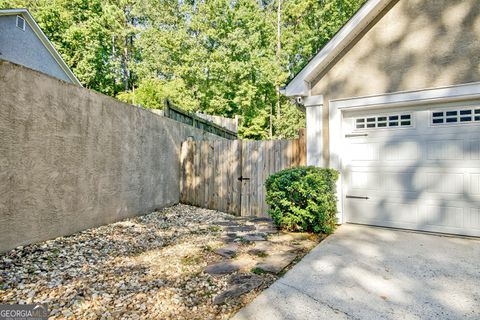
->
[232,224,480,320]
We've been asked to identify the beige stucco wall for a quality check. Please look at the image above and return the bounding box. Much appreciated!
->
[310,0,480,164]
[0,60,219,252]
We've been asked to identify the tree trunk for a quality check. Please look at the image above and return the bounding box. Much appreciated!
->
[276,0,282,121]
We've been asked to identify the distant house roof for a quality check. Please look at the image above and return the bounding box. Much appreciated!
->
[283,0,394,97]
[0,8,81,86]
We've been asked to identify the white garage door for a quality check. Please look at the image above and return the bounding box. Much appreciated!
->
[343,103,480,237]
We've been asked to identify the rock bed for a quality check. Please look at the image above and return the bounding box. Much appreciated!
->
[0,204,320,319]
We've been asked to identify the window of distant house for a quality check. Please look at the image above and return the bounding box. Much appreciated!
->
[16,15,25,31]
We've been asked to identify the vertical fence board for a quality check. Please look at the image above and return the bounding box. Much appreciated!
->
[213,140,220,209]
[240,142,250,216]
[219,142,225,213]
[226,140,232,213]
[230,140,240,215]
[180,141,187,203]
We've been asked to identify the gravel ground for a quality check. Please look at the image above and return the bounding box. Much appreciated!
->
[0,204,319,319]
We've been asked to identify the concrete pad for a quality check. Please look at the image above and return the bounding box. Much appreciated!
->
[233,224,480,320]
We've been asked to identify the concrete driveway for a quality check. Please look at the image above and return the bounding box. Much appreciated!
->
[232,224,480,320]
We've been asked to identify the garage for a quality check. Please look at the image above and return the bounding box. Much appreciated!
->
[342,101,480,236]
[281,0,480,237]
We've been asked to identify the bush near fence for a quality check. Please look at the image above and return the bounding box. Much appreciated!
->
[265,166,339,234]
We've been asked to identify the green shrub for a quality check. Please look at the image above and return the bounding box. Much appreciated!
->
[265,166,339,234]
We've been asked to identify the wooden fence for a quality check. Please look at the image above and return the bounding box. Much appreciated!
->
[196,113,238,133]
[164,100,238,139]
[180,130,306,217]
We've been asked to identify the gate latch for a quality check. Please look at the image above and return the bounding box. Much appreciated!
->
[238,176,250,181]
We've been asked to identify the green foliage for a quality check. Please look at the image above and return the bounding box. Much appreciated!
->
[265,166,339,234]
[117,78,197,110]
[272,99,306,139]
[251,267,268,275]
[0,0,366,138]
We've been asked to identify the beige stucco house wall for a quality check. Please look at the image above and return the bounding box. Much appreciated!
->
[312,0,480,99]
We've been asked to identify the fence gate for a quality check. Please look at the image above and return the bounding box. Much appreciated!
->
[180,130,306,217]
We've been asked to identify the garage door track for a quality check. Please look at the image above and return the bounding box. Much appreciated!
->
[232,224,480,320]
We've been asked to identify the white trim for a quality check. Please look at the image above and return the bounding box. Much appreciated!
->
[0,9,82,86]
[331,82,480,111]
[303,95,324,107]
[16,15,25,31]
[284,0,394,97]
[328,101,344,223]
[306,105,325,168]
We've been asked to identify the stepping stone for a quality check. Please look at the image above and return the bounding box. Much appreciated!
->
[221,232,240,243]
[230,273,263,286]
[225,232,238,238]
[254,252,298,274]
[224,225,256,232]
[231,216,252,221]
[247,248,268,257]
[242,233,267,242]
[256,225,278,234]
[213,221,238,227]
[221,237,236,244]
[214,244,239,259]
[213,274,263,304]
[251,241,275,251]
[204,256,254,275]
[250,217,273,223]
[251,242,297,256]
[204,262,240,275]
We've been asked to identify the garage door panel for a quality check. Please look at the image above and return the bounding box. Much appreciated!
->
[471,174,480,194]
[346,199,480,236]
[346,198,419,225]
[382,172,417,192]
[349,171,381,190]
[468,208,480,230]
[348,166,480,194]
[343,106,480,237]
[422,205,464,229]
[383,141,420,161]
[349,140,420,162]
[349,170,417,192]
[470,140,480,159]
[349,137,480,165]
[427,139,465,160]
[425,172,464,194]
[350,143,379,161]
